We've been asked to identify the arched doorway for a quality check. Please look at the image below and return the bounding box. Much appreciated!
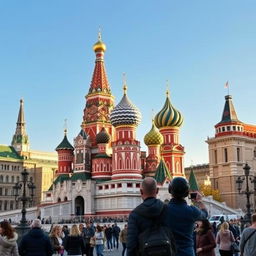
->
[74,196,84,216]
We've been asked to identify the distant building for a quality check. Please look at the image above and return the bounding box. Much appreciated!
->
[207,95,256,210]
[185,164,210,187]
[0,99,57,212]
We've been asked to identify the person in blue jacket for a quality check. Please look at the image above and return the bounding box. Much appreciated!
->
[166,177,208,256]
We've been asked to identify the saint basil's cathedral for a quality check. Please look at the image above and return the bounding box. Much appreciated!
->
[42,33,185,217]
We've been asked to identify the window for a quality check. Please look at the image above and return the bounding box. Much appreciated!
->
[254,148,256,158]
[4,201,7,211]
[6,176,9,183]
[10,201,13,210]
[227,126,230,131]
[11,176,14,183]
[214,150,218,164]
[222,127,225,132]
[99,186,103,190]
[17,176,20,183]
[111,184,115,189]
[127,183,133,188]
[0,175,3,182]
[237,148,240,162]
[117,183,122,188]
[0,201,2,210]
[5,189,8,196]
[233,126,236,131]
[0,188,2,196]
[224,148,228,162]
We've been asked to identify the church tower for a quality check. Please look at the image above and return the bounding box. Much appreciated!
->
[81,32,115,148]
[110,83,142,180]
[11,99,30,155]
[207,95,256,209]
[154,90,185,177]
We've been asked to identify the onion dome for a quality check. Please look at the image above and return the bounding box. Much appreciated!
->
[144,120,164,146]
[56,129,74,151]
[93,31,106,52]
[96,127,111,144]
[110,85,141,127]
[154,91,183,128]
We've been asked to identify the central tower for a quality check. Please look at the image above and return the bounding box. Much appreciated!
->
[81,32,115,148]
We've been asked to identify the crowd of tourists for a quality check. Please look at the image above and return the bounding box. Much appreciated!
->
[0,177,256,256]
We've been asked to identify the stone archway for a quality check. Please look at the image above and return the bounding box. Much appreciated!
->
[74,196,84,216]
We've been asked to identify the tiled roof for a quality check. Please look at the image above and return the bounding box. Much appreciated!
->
[56,135,74,151]
[71,172,91,181]
[154,159,172,184]
[0,145,23,160]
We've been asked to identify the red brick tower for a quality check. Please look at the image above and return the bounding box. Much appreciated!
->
[154,90,185,177]
[55,129,74,175]
[110,84,142,180]
[81,32,115,148]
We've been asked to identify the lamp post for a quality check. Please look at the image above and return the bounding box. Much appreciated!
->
[236,163,256,224]
[13,168,36,240]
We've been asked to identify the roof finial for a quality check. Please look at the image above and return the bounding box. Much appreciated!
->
[151,109,155,123]
[64,119,67,135]
[123,72,128,95]
[98,26,102,41]
[166,80,170,97]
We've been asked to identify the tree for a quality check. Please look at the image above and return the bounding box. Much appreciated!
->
[200,184,222,202]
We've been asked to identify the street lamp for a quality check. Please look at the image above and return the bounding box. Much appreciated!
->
[13,168,36,240]
[236,163,256,224]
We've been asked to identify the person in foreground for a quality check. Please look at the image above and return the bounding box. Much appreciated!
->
[127,177,170,256]
[19,219,53,256]
[167,177,208,256]
[0,220,19,256]
[240,213,256,256]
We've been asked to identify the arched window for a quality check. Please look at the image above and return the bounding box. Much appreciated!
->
[11,176,15,183]
[126,158,130,169]
[17,176,20,183]
[224,148,228,162]
[57,198,61,203]
[0,175,3,182]
[118,158,122,169]
[107,163,110,171]
[133,159,137,169]
[237,148,240,162]
[101,163,103,171]
[6,176,9,183]
[64,197,68,201]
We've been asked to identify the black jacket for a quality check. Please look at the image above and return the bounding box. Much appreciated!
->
[19,228,53,256]
[127,197,168,256]
[64,235,85,255]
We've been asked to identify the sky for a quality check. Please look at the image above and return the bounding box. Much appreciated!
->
[0,1,256,167]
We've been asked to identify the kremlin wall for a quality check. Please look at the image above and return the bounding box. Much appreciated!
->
[1,33,256,218]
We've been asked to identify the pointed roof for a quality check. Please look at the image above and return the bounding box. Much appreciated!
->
[17,99,25,125]
[56,130,74,151]
[188,169,199,191]
[219,95,240,124]
[154,159,172,184]
[87,33,111,96]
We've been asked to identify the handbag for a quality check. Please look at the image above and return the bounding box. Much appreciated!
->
[90,237,96,247]
[230,232,240,253]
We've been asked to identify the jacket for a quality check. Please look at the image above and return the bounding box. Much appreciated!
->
[166,198,208,256]
[196,230,216,256]
[127,197,168,256]
[49,236,62,253]
[19,228,53,256]
[120,228,128,243]
[216,230,235,251]
[0,233,19,256]
[240,227,256,256]
[64,235,85,255]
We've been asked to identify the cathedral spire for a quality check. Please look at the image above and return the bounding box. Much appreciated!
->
[219,95,240,124]
[12,98,29,153]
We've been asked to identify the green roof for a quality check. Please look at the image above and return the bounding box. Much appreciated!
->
[94,153,111,159]
[189,169,199,191]
[53,174,70,184]
[154,159,172,184]
[0,145,23,160]
[71,172,91,181]
[48,184,53,191]
[56,135,74,151]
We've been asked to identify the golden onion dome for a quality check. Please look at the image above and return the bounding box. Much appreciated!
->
[154,91,183,128]
[93,31,106,52]
[144,120,164,146]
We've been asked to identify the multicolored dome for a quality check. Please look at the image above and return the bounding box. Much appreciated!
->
[96,127,111,144]
[154,91,183,128]
[110,85,141,127]
[144,120,164,145]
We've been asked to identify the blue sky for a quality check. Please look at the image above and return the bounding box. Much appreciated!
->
[0,1,256,166]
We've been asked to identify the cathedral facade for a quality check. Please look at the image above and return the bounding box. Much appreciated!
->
[43,34,185,217]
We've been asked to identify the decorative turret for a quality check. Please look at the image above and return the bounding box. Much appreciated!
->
[154,90,183,128]
[11,99,30,154]
[82,31,115,148]
[155,89,185,177]
[154,159,172,185]
[144,120,163,177]
[111,80,142,180]
[55,129,74,175]
[110,85,141,127]
[215,95,243,136]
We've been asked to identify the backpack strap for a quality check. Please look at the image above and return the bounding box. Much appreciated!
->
[241,229,256,254]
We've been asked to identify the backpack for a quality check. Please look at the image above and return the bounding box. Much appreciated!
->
[135,204,176,256]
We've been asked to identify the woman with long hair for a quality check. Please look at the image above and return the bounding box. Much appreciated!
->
[0,221,19,256]
[216,222,235,256]
[50,225,64,256]
[196,219,216,256]
[64,224,85,256]
[95,225,104,256]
